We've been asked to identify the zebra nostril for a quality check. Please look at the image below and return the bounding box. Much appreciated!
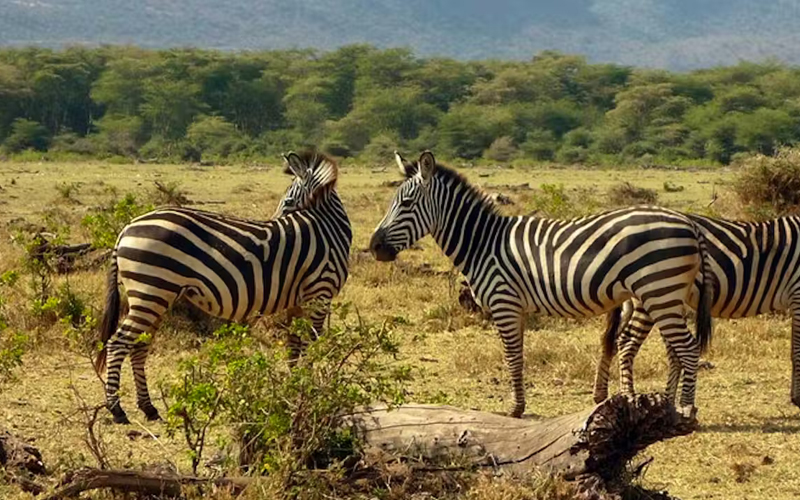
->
[369,230,385,255]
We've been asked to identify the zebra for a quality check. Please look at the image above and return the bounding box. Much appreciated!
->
[369,150,712,418]
[95,151,352,424]
[593,213,800,408]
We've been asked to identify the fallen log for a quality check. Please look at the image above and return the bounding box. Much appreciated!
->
[344,394,695,489]
[44,395,692,498]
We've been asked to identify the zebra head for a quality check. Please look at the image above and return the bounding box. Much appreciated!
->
[370,150,437,262]
[274,151,338,218]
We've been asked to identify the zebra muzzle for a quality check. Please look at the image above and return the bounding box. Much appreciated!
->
[369,230,398,262]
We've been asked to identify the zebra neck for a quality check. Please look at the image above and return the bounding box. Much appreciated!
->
[308,190,351,239]
[430,186,506,278]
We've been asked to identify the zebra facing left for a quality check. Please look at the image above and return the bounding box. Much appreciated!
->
[370,150,712,418]
[95,151,352,424]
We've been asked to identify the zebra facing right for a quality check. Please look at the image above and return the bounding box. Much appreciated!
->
[594,214,800,408]
[370,150,712,418]
[96,151,351,424]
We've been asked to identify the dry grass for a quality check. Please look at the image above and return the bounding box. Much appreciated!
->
[0,160,799,499]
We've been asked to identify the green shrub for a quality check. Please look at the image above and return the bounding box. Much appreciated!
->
[520,129,557,161]
[81,193,154,249]
[161,303,412,488]
[186,115,239,158]
[360,133,400,164]
[3,119,50,153]
[556,146,589,164]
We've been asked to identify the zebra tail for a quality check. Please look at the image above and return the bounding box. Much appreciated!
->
[602,306,623,360]
[694,231,714,355]
[95,251,120,376]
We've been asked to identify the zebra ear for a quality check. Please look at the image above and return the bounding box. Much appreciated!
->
[395,151,416,178]
[418,151,436,183]
[283,152,309,180]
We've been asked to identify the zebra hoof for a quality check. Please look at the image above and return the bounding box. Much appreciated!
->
[109,403,130,424]
[139,404,162,422]
[144,410,162,422]
[111,411,131,425]
[677,405,697,421]
[508,406,525,419]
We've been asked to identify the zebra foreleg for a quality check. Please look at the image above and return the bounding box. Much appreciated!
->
[791,301,800,408]
[131,342,161,421]
[283,306,306,364]
[491,308,526,418]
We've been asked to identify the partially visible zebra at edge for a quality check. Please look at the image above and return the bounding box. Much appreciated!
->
[369,150,713,418]
[95,151,352,424]
[594,213,800,408]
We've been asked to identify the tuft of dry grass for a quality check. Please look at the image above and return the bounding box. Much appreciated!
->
[733,148,800,219]
[608,182,659,206]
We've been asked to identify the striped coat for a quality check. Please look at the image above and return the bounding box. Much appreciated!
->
[594,214,800,407]
[96,152,351,424]
[370,151,711,418]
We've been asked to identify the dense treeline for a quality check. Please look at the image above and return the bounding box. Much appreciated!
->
[1,45,799,165]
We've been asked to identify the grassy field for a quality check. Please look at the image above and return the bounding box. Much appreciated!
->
[0,159,798,499]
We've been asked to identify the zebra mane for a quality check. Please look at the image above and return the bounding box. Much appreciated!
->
[434,164,501,216]
[284,150,340,206]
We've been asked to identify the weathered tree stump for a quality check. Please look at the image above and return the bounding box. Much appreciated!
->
[344,394,695,491]
[0,429,47,494]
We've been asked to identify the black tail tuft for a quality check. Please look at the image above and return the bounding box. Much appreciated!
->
[602,306,623,360]
[695,232,714,354]
[95,253,120,376]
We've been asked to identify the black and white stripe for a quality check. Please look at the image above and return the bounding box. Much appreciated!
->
[594,214,800,407]
[96,151,351,424]
[370,151,712,418]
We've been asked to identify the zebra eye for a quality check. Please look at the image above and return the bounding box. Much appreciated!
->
[399,198,415,208]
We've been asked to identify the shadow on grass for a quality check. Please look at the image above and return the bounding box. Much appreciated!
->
[699,416,800,434]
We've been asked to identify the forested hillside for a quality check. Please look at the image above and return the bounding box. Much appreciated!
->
[2,0,799,69]
[1,46,799,165]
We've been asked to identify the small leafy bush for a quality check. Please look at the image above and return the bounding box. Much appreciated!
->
[161,303,412,488]
[0,273,27,382]
[81,193,154,249]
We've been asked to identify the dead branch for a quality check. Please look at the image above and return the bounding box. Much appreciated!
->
[44,468,253,499]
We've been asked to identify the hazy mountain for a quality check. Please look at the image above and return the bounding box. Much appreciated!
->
[2,0,799,69]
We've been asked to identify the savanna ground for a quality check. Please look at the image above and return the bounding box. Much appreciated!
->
[0,158,798,499]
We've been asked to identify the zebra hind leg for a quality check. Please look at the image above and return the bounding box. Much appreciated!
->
[105,295,168,424]
[131,341,161,421]
[617,304,655,397]
[664,341,682,402]
[791,301,800,408]
[647,308,700,418]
